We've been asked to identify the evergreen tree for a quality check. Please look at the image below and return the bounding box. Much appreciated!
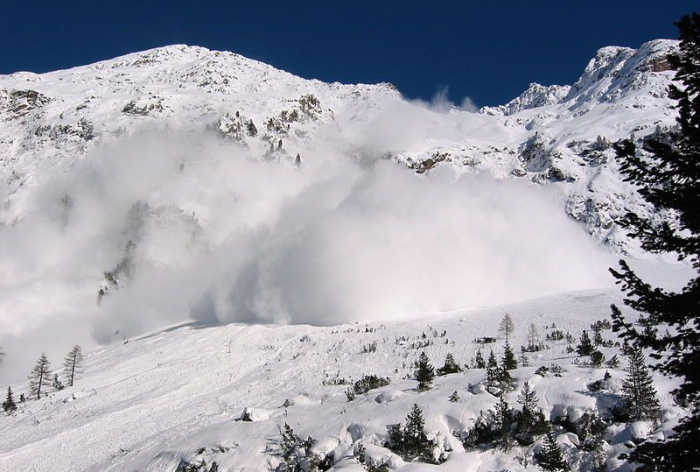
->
[502,343,518,370]
[499,313,515,342]
[494,395,514,450]
[52,374,64,391]
[518,381,538,414]
[516,382,548,445]
[28,353,51,400]
[414,352,434,391]
[487,349,498,368]
[449,391,460,402]
[63,345,84,387]
[2,386,16,414]
[621,347,660,422]
[473,349,486,369]
[590,350,605,369]
[608,12,700,470]
[576,331,594,357]
[535,428,569,471]
[437,353,462,375]
[592,327,605,346]
[385,404,437,463]
[519,350,531,367]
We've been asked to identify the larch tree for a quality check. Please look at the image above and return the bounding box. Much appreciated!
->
[499,313,515,342]
[28,353,52,400]
[609,13,700,470]
[63,345,84,387]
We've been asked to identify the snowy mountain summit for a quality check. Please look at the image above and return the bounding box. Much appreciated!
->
[0,39,691,472]
[0,40,678,253]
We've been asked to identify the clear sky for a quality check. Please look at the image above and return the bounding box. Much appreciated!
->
[0,1,696,106]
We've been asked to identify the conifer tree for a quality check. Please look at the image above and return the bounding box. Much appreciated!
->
[535,428,569,471]
[502,343,518,370]
[608,12,700,470]
[437,353,462,375]
[28,353,51,400]
[576,331,594,357]
[494,395,514,450]
[518,381,538,414]
[519,350,531,367]
[414,352,434,391]
[63,345,84,387]
[2,386,16,414]
[487,349,498,368]
[52,374,64,391]
[449,391,460,402]
[621,347,660,422]
[590,350,605,369]
[516,382,548,444]
[499,313,515,342]
[474,349,486,369]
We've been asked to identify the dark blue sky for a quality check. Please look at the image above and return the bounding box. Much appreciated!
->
[0,2,695,106]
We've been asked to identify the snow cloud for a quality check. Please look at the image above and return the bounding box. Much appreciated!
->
[0,120,612,382]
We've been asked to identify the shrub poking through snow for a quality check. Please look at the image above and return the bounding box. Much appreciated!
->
[276,423,332,471]
[384,404,443,464]
[346,375,391,401]
[449,391,460,402]
[354,443,390,472]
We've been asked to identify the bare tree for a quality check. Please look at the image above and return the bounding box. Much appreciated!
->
[63,345,84,387]
[499,313,515,342]
[527,323,539,350]
[29,353,52,400]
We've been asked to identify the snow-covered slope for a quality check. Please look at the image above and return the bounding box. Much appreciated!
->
[0,40,691,471]
[0,268,691,471]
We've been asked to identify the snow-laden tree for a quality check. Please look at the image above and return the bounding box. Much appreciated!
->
[63,344,84,387]
[2,386,16,414]
[473,349,486,369]
[609,12,700,470]
[621,347,660,422]
[28,353,52,400]
[535,427,569,471]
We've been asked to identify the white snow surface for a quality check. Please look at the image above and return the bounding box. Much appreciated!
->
[0,273,692,471]
[0,40,693,471]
